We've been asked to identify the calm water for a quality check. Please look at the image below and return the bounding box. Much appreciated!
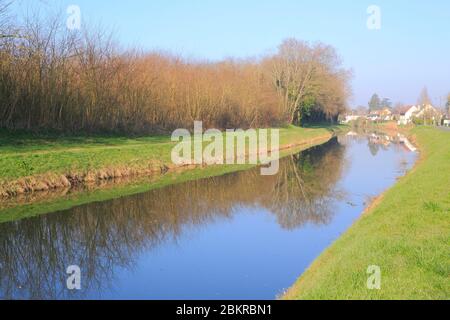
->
[0,133,416,300]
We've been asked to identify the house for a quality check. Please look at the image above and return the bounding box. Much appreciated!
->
[398,104,441,125]
[444,120,450,127]
[341,115,363,124]
[368,108,392,122]
[415,104,441,124]
[380,108,393,121]
[398,105,420,125]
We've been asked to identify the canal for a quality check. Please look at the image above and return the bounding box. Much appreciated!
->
[0,132,417,299]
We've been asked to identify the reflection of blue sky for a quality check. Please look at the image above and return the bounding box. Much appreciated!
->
[0,134,417,299]
[80,136,416,300]
[11,0,450,106]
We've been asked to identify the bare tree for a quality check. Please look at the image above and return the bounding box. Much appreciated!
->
[265,39,350,125]
[446,93,450,115]
[418,86,432,106]
[0,8,351,133]
[0,1,16,39]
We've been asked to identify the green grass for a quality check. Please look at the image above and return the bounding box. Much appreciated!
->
[0,124,346,222]
[0,162,254,223]
[0,125,344,181]
[284,126,450,300]
[0,131,174,180]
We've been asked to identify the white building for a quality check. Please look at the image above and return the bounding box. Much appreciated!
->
[398,106,420,125]
[398,104,440,125]
[341,115,362,124]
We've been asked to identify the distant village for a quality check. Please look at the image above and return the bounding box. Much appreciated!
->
[341,90,450,127]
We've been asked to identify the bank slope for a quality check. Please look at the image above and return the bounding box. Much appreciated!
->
[0,125,347,223]
[284,126,450,300]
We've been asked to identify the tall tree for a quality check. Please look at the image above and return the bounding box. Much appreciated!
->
[368,93,381,111]
[418,87,432,106]
[355,105,368,115]
[393,102,405,114]
[266,38,350,125]
[380,98,392,110]
[446,93,450,115]
[0,0,12,38]
[0,7,351,133]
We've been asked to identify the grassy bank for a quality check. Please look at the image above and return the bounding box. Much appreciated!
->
[0,124,345,223]
[284,126,450,300]
[0,124,345,199]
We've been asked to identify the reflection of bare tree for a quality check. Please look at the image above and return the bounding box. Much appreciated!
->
[0,204,147,299]
[0,138,346,299]
[268,138,345,229]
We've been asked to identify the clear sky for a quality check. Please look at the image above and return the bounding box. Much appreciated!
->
[11,0,450,107]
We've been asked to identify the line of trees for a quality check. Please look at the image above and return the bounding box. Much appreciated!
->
[368,93,392,112]
[446,93,450,115]
[0,3,351,134]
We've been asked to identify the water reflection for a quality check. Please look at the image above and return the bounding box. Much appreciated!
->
[0,134,416,299]
[346,130,417,154]
[0,138,346,299]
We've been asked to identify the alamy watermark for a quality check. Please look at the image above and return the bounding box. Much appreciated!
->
[66,5,81,31]
[367,265,381,290]
[367,5,381,30]
[171,121,280,175]
[66,265,81,290]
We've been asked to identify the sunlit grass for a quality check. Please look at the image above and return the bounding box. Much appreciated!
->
[284,126,450,300]
[0,125,345,181]
[0,124,346,222]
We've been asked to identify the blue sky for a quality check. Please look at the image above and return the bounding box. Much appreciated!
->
[11,0,450,107]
